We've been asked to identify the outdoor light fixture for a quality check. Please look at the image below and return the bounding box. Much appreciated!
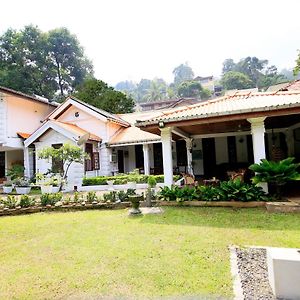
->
[158,120,165,128]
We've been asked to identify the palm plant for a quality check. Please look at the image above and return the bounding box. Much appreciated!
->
[249,157,300,199]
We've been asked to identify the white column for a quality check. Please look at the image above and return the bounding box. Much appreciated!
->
[161,127,173,187]
[143,144,150,175]
[185,138,193,175]
[247,117,268,192]
[23,147,30,179]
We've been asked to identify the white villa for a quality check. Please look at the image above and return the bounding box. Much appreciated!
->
[1,86,300,191]
[0,86,57,182]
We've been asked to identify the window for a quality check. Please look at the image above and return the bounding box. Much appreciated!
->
[52,144,63,174]
[85,143,100,171]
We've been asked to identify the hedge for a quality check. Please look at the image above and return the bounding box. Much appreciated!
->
[82,175,181,186]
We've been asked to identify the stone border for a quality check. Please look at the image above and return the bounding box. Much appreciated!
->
[266,201,300,213]
[229,246,244,300]
[0,202,132,217]
[158,200,266,208]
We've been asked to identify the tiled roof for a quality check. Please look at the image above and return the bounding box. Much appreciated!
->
[17,132,31,139]
[109,126,160,146]
[135,90,300,126]
[52,121,101,142]
[0,86,58,106]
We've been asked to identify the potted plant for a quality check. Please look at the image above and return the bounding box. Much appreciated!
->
[128,194,143,215]
[3,181,13,194]
[14,178,31,195]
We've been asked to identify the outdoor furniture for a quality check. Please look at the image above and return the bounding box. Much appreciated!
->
[203,178,220,186]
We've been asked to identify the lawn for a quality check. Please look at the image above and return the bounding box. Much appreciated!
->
[0,208,299,299]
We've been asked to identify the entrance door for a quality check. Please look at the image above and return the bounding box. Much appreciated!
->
[153,143,163,174]
[117,150,124,173]
[202,138,216,178]
[0,152,5,178]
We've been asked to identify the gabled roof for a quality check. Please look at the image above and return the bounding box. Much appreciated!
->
[24,120,101,147]
[266,80,300,93]
[136,90,300,127]
[47,96,130,127]
[0,86,58,107]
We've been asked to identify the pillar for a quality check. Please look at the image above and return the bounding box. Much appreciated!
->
[185,138,193,175]
[143,144,150,175]
[23,147,31,179]
[161,127,173,187]
[247,117,268,192]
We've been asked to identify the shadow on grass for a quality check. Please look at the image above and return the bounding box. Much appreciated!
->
[138,206,300,231]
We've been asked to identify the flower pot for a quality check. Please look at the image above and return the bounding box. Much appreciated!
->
[16,187,31,195]
[52,186,60,193]
[41,185,53,194]
[3,186,13,194]
[128,194,143,215]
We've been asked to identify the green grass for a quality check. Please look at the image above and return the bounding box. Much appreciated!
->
[0,208,299,299]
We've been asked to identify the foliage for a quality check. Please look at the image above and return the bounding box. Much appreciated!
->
[40,193,63,206]
[0,25,93,99]
[158,180,267,202]
[19,195,35,208]
[103,191,117,202]
[13,177,30,187]
[221,71,254,90]
[86,191,97,203]
[73,192,81,203]
[7,164,24,180]
[222,56,287,90]
[147,176,157,188]
[173,63,194,86]
[2,195,18,209]
[143,78,167,102]
[116,189,136,202]
[74,78,134,113]
[177,81,202,97]
[249,158,300,185]
[38,143,88,185]
[82,174,180,186]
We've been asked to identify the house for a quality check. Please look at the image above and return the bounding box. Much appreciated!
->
[20,88,300,191]
[0,86,57,182]
[137,98,201,111]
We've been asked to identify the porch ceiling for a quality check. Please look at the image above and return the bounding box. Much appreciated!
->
[144,112,300,138]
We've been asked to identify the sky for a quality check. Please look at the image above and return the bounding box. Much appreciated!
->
[1,0,300,85]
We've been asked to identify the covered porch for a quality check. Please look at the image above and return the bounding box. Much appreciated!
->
[135,91,300,191]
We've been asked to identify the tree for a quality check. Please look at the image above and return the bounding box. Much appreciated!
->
[38,143,88,190]
[136,79,152,102]
[258,65,286,89]
[0,25,93,100]
[173,63,194,86]
[143,78,167,102]
[294,50,300,76]
[177,81,202,97]
[74,78,135,113]
[221,71,254,90]
[47,28,93,99]
[222,59,236,74]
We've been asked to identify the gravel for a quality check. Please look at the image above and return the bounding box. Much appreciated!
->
[235,247,275,300]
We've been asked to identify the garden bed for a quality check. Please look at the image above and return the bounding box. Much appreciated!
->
[158,200,267,208]
[266,201,300,213]
[79,183,164,191]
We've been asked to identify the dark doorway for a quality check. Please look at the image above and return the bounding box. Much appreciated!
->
[153,143,163,174]
[227,136,237,164]
[202,138,216,178]
[246,135,254,163]
[118,150,124,173]
[176,140,187,169]
[0,152,5,178]
[135,145,143,169]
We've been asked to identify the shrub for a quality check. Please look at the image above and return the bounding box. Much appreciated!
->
[40,193,62,206]
[86,191,97,203]
[148,176,157,188]
[103,191,117,202]
[3,195,18,209]
[82,174,181,186]
[19,195,35,208]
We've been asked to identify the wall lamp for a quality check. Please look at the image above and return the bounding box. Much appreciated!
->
[158,120,165,128]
